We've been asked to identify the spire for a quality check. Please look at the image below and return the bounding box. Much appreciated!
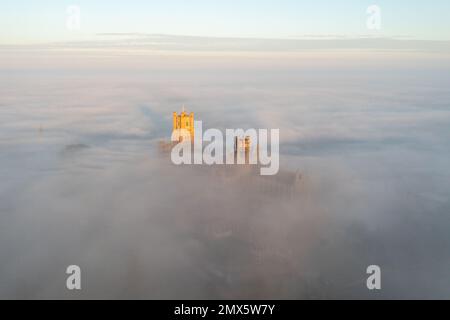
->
[182,104,185,113]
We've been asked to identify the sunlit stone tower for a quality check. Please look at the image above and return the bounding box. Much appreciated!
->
[172,106,194,142]
[234,136,252,164]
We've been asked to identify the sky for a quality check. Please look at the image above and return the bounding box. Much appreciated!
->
[1,0,450,300]
[1,0,450,44]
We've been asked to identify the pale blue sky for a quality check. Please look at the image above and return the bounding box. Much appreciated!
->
[1,0,450,44]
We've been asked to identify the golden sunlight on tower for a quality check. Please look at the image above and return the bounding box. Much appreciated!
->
[172,106,194,142]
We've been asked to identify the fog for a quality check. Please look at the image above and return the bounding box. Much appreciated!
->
[1,46,450,299]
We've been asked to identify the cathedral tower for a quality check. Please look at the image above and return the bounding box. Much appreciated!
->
[172,106,194,142]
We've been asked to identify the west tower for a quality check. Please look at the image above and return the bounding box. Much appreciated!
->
[173,107,194,142]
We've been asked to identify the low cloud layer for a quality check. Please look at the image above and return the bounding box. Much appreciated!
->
[0,48,450,299]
